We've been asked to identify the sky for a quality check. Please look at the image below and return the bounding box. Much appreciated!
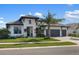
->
[0,4,79,28]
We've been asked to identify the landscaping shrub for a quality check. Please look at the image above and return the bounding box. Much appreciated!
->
[0,28,10,39]
[44,37,50,39]
[27,39,40,42]
[68,34,79,37]
[36,34,45,37]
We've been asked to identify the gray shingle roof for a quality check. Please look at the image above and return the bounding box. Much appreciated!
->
[6,20,23,25]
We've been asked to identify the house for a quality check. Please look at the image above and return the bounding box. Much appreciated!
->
[67,23,79,34]
[6,15,69,37]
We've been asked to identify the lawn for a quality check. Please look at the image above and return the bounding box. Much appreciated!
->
[0,42,76,48]
[0,37,60,43]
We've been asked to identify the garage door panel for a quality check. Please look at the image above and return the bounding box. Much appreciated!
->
[50,29,60,37]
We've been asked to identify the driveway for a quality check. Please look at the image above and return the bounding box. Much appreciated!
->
[54,36,79,45]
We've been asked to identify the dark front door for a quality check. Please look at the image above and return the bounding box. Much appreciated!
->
[62,30,66,36]
[27,27,33,37]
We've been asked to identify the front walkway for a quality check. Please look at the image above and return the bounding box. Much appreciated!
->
[54,36,79,45]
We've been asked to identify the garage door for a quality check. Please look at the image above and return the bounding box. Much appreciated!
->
[46,29,60,37]
[62,30,66,36]
[50,29,60,37]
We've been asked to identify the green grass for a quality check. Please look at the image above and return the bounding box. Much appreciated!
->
[0,38,60,42]
[0,42,76,48]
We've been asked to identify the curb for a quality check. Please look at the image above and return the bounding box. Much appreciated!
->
[0,45,78,50]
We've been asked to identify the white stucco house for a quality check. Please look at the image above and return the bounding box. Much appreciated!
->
[6,15,69,37]
[67,23,79,34]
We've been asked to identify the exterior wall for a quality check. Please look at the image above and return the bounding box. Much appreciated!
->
[22,18,37,37]
[8,25,24,37]
[76,29,79,34]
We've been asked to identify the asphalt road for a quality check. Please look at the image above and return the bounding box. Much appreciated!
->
[0,46,79,55]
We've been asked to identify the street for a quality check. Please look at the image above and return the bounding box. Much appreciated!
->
[0,46,79,55]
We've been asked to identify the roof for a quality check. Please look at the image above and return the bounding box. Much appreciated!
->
[38,20,68,27]
[6,15,39,25]
[19,15,39,21]
[6,15,68,27]
[67,23,79,29]
[6,20,23,25]
[47,24,69,27]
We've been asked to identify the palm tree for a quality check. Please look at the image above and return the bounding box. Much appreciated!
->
[45,12,64,38]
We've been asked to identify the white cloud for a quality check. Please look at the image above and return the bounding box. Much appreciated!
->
[63,10,79,24]
[34,12,43,18]
[20,14,26,17]
[64,10,79,19]
[0,17,6,28]
[0,17,4,19]
[0,20,6,28]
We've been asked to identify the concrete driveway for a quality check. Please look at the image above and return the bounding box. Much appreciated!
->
[54,36,79,45]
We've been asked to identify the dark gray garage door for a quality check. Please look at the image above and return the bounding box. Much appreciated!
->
[46,29,60,37]
[50,29,60,37]
[62,30,66,36]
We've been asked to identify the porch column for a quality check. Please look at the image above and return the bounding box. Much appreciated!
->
[60,27,62,37]
[33,27,36,37]
[66,27,69,36]
[44,29,46,36]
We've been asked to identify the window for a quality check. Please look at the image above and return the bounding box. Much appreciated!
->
[29,20,31,24]
[14,27,21,34]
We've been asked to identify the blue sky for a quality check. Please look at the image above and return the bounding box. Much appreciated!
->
[0,4,79,28]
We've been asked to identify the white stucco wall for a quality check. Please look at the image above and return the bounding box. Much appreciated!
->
[8,25,24,37]
[22,18,37,37]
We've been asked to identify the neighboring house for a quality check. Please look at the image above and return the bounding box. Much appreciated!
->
[67,23,79,34]
[6,15,68,37]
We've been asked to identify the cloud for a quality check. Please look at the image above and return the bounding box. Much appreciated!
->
[0,20,6,28]
[20,14,26,16]
[0,17,4,19]
[63,10,79,24]
[34,12,43,18]
[64,10,79,19]
[0,17,6,28]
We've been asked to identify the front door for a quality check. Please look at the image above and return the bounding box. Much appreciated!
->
[27,27,33,37]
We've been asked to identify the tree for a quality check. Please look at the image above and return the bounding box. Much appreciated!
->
[45,12,64,38]
[36,20,46,37]
[0,28,10,39]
